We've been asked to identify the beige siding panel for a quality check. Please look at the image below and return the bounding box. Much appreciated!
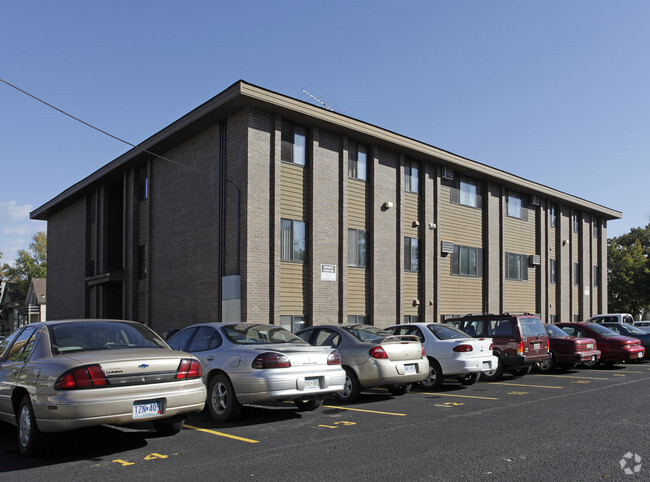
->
[280,262,304,314]
[347,267,366,314]
[439,270,483,315]
[504,272,537,313]
[403,192,419,235]
[281,163,305,220]
[503,209,536,254]
[439,184,482,246]
[549,282,557,319]
[404,272,419,315]
[348,179,367,230]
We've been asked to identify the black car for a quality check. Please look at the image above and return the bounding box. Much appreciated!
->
[598,322,650,359]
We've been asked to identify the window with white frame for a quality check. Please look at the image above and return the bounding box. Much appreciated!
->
[405,159,419,193]
[281,219,305,262]
[506,252,528,281]
[348,229,367,267]
[451,245,483,277]
[450,176,482,208]
[404,237,419,272]
[348,141,367,181]
[507,192,526,220]
[281,121,306,165]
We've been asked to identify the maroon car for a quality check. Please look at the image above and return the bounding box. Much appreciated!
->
[556,322,645,367]
[535,324,601,371]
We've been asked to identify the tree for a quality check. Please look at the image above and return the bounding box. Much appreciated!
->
[608,223,650,318]
[2,231,47,301]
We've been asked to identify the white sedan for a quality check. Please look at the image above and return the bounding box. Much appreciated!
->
[385,323,498,390]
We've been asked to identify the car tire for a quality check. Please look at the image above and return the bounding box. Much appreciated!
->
[534,354,555,373]
[558,362,577,370]
[294,399,323,411]
[581,358,599,368]
[17,395,42,457]
[480,358,504,381]
[419,358,444,391]
[208,373,242,422]
[510,366,532,377]
[154,419,185,436]
[457,372,480,386]
[337,367,361,403]
[388,384,412,396]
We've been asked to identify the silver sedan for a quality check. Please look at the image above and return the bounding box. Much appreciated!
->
[296,324,429,402]
[0,320,206,456]
[167,323,346,422]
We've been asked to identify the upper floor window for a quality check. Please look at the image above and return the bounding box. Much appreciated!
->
[451,176,482,208]
[594,265,600,287]
[404,237,419,272]
[506,252,528,281]
[573,213,580,233]
[348,141,367,181]
[281,219,305,262]
[593,218,599,238]
[550,204,557,228]
[451,245,483,277]
[405,159,419,193]
[138,166,149,201]
[281,121,306,166]
[348,229,367,268]
[550,258,557,284]
[507,192,527,220]
[574,262,581,285]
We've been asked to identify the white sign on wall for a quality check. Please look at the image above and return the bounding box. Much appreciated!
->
[321,264,336,281]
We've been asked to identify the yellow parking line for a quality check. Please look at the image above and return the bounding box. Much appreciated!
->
[493,382,562,389]
[184,424,260,443]
[428,392,499,401]
[322,405,406,416]
[532,374,608,380]
[621,370,644,374]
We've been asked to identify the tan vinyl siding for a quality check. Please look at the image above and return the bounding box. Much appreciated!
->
[347,267,366,315]
[404,272,419,315]
[572,222,580,318]
[439,183,482,246]
[348,179,366,229]
[280,262,304,314]
[281,163,305,220]
[593,233,599,314]
[548,267,557,319]
[403,192,419,234]
[504,206,536,313]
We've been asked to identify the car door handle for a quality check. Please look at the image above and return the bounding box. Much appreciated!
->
[207,356,214,361]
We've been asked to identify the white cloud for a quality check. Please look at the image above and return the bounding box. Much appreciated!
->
[0,201,33,223]
[0,201,45,266]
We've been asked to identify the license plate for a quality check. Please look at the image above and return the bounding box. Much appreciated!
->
[591,355,596,361]
[533,343,541,349]
[133,399,162,419]
[639,352,644,358]
[304,378,320,389]
[586,343,594,349]
[404,364,416,375]
[483,361,491,369]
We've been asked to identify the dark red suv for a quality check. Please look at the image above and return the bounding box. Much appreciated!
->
[444,314,550,380]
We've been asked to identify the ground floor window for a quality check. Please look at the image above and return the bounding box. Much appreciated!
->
[347,315,368,324]
[280,315,306,333]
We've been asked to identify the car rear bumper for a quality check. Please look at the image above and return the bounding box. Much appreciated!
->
[354,358,429,389]
[556,350,601,363]
[33,379,206,433]
[602,347,645,362]
[501,353,551,369]
[439,355,499,376]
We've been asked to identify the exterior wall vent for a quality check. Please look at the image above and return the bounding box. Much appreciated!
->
[529,255,541,266]
[530,195,541,206]
[441,167,454,181]
[441,240,454,254]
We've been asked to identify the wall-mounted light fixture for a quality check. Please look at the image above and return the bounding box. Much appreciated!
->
[429,223,436,230]
[413,299,420,306]
[562,239,569,246]
[412,220,420,227]
[383,201,394,209]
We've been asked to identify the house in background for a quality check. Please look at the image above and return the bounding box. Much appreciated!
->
[20,277,47,324]
[0,282,21,332]
[31,80,622,334]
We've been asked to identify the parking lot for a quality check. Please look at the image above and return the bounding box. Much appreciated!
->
[2,364,650,480]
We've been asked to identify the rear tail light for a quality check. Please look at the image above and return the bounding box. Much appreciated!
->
[55,364,108,389]
[421,346,426,357]
[369,346,388,359]
[252,352,291,369]
[489,343,494,350]
[453,344,474,352]
[517,341,524,355]
[327,351,341,365]
[176,359,203,379]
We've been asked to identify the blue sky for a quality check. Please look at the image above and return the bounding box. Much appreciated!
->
[1,1,649,265]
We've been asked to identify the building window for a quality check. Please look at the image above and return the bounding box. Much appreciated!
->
[550,204,557,228]
[404,315,419,323]
[549,314,557,324]
[348,141,367,181]
[405,160,419,193]
[507,192,527,220]
[593,218,599,238]
[281,121,306,166]
[506,253,528,281]
[138,166,149,201]
[281,219,305,262]
[594,265,600,287]
[451,176,482,208]
[573,314,581,322]
[573,213,580,233]
[348,229,367,267]
[404,237,419,272]
[280,315,306,333]
[137,245,147,279]
[451,245,483,277]
[574,263,581,285]
[347,315,368,324]
[550,259,557,284]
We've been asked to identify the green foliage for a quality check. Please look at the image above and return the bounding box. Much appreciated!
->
[2,232,47,301]
[608,223,650,317]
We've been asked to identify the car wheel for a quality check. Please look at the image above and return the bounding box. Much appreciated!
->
[208,373,242,422]
[457,372,480,386]
[558,362,577,370]
[480,358,504,381]
[17,395,42,456]
[294,399,323,411]
[337,367,361,403]
[419,359,444,391]
[510,366,532,377]
[581,358,599,368]
[154,419,185,436]
[388,384,412,396]
[534,355,555,373]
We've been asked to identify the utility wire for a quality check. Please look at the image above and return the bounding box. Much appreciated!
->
[0,76,215,178]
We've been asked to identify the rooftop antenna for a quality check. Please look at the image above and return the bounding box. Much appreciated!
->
[301,88,335,112]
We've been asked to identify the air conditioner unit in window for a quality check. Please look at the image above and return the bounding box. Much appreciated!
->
[441,167,454,181]
[530,195,541,206]
[441,241,454,254]
[529,255,541,266]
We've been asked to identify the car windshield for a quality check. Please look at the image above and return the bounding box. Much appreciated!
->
[620,324,648,335]
[588,324,619,336]
[427,324,469,340]
[222,324,307,344]
[545,324,568,337]
[342,325,390,343]
[48,321,167,354]
[520,317,546,337]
